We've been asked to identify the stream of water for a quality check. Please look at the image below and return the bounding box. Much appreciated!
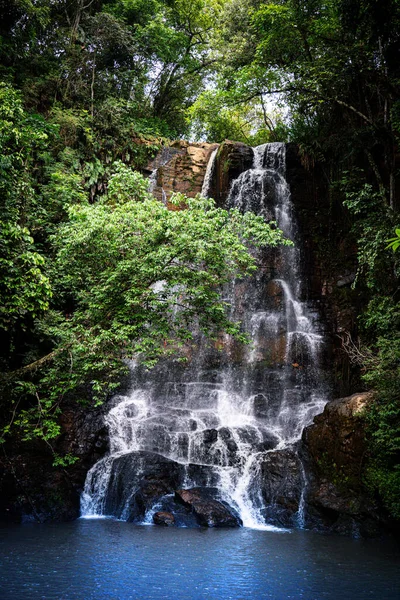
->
[2,144,399,600]
[81,143,330,529]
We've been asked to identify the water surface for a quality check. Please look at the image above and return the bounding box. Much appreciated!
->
[1,520,399,599]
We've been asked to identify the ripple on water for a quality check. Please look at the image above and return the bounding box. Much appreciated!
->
[0,520,399,600]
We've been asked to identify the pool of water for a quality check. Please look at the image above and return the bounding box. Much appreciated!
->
[0,519,399,599]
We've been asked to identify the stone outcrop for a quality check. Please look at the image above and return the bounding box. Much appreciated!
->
[260,449,303,527]
[175,487,242,527]
[302,391,383,535]
[285,143,360,396]
[98,450,240,527]
[153,511,175,526]
[208,141,254,207]
[145,140,255,211]
[104,451,184,521]
[145,141,218,205]
[0,402,108,523]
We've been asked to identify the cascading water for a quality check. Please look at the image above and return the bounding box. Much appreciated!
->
[200,147,218,198]
[81,143,329,529]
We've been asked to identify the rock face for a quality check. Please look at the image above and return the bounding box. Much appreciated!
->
[145,141,218,204]
[104,451,185,521]
[260,450,303,527]
[208,141,254,207]
[0,402,109,523]
[175,488,242,527]
[153,511,175,526]
[145,140,255,211]
[285,143,361,397]
[302,391,383,535]
[99,450,240,527]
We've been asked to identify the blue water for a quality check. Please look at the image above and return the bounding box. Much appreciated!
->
[0,519,399,600]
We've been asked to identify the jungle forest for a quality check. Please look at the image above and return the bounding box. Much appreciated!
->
[1,0,400,597]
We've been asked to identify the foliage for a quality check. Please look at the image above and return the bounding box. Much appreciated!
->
[1,163,287,442]
[215,0,400,175]
[362,331,400,519]
[0,83,53,331]
[0,0,222,139]
[341,174,400,519]
[341,180,395,290]
[386,229,400,253]
[188,89,289,143]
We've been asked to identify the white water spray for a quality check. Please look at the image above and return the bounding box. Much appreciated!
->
[81,143,329,529]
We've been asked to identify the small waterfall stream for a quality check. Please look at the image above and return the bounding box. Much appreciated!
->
[81,143,329,528]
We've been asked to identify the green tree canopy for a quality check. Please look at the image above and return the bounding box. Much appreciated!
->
[1,161,287,444]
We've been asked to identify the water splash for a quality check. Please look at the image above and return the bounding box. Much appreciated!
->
[81,143,329,529]
[201,148,218,198]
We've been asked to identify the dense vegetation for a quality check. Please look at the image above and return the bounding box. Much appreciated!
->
[0,0,399,519]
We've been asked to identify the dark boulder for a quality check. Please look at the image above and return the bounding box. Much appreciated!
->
[175,487,242,527]
[104,451,185,521]
[259,449,303,526]
[203,429,218,445]
[0,402,109,523]
[256,432,280,452]
[253,394,269,418]
[218,428,238,454]
[153,511,175,526]
[102,452,225,524]
[302,391,384,535]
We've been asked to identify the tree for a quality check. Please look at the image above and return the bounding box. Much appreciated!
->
[0,0,222,138]
[214,0,400,201]
[187,89,288,143]
[0,83,53,336]
[1,162,288,444]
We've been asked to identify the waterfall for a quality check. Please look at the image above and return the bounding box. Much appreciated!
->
[147,146,177,199]
[81,143,329,529]
[201,147,218,198]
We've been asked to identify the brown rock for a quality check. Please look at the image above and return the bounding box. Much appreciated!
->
[302,391,381,533]
[209,141,254,207]
[265,280,284,308]
[305,392,374,473]
[260,449,303,513]
[146,141,218,204]
[175,487,242,527]
[153,511,175,526]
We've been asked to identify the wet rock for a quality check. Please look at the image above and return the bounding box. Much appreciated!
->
[218,427,231,441]
[145,142,218,204]
[302,392,385,535]
[259,450,303,526]
[256,432,280,451]
[154,495,202,528]
[175,488,242,527]
[336,273,356,288]
[203,429,218,445]
[209,141,254,207]
[185,464,220,488]
[303,392,373,488]
[104,451,185,521]
[102,452,224,523]
[265,280,284,309]
[153,511,175,526]
[0,402,109,523]
[253,394,269,418]
[226,440,238,453]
